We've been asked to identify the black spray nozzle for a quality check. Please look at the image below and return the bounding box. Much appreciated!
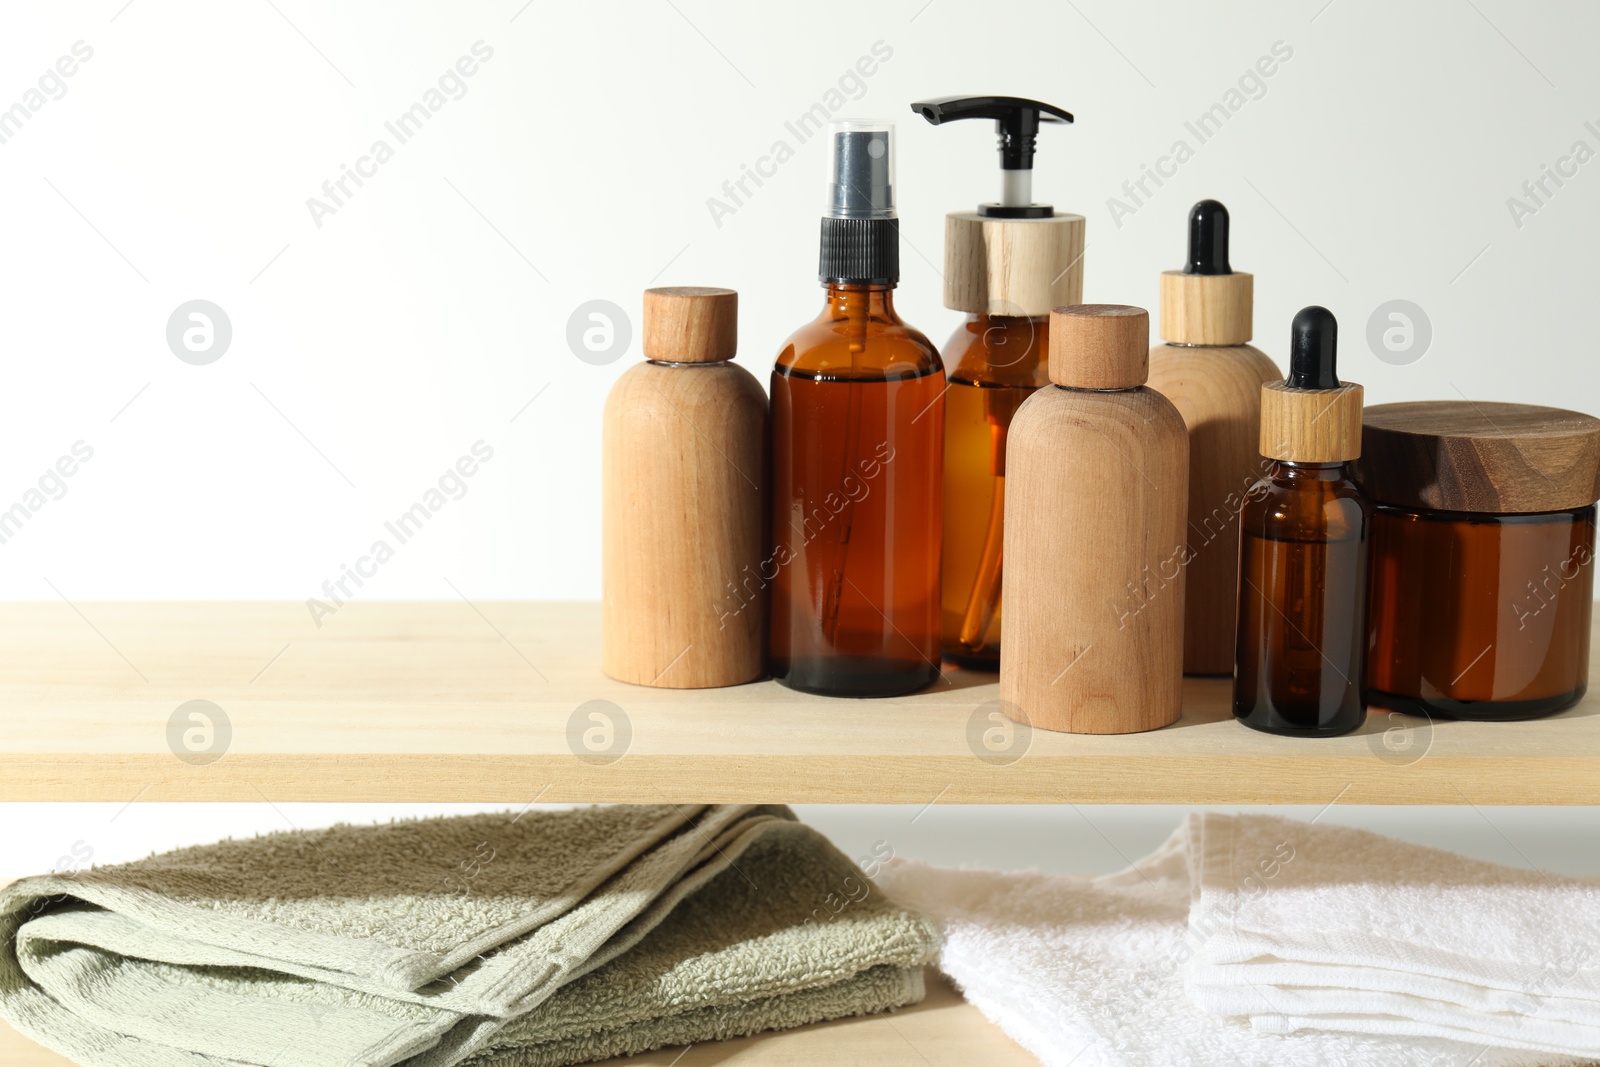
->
[1287,306,1340,389]
[826,122,896,221]
[1185,199,1231,275]
[911,95,1073,218]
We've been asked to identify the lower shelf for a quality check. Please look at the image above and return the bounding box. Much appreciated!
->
[0,973,1033,1066]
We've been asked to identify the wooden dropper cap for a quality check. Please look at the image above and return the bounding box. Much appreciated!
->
[1259,306,1363,462]
[1159,200,1253,345]
[642,287,738,362]
[1048,304,1149,389]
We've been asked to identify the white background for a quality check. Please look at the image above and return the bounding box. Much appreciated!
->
[1,0,1596,602]
[1,2,1598,869]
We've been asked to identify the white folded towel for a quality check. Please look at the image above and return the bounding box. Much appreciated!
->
[1186,812,1600,1058]
[877,815,1594,1067]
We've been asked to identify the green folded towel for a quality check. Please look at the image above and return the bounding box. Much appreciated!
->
[0,804,937,1066]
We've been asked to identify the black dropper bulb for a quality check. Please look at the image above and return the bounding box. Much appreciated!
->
[1185,199,1231,275]
[1287,306,1340,389]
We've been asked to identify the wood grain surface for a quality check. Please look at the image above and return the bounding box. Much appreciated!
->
[1002,385,1190,733]
[0,600,1597,804]
[602,357,767,688]
[1148,342,1281,675]
[1359,401,1600,513]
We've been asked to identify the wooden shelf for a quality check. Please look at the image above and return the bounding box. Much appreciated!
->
[1,600,1595,805]
[2,973,1035,1066]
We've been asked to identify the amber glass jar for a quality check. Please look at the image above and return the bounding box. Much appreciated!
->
[1360,402,1600,721]
[1367,505,1593,719]
[941,313,1048,669]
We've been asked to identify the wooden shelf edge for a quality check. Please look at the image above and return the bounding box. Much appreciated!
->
[0,972,1038,1066]
[3,753,1596,805]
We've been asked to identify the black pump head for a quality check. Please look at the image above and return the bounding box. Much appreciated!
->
[1287,306,1340,390]
[910,95,1073,218]
[1185,199,1231,275]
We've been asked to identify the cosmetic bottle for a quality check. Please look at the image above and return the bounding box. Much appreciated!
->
[1234,306,1368,736]
[769,121,945,698]
[1360,401,1599,721]
[1001,305,1188,733]
[910,95,1084,670]
[602,287,767,688]
[1147,200,1280,675]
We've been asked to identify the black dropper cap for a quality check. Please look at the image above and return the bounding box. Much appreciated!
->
[1185,199,1231,275]
[1287,306,1340,390]
[910,95,1073,218]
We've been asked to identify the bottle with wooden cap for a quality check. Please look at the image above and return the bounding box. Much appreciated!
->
[602,286,767,688]
[769,120,945,697]
[1359,401,1599,720]
[910,95,1084,671]
[1234,306,1369,735]
[1000,304,1188,733]
[1147,200,1280,676]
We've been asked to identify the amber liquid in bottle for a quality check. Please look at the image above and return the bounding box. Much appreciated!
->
[941,314,1049,670]
[770,284,945,697]
[1234,462,1370,735]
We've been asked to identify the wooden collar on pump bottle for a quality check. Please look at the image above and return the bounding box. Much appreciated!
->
[1048,304,1150,390]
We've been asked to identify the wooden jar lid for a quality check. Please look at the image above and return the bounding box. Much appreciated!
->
[1359,401,1600,513]
[1158,271,1252,346]
[642,287,738,362]
[1259,381,1363,463]
[944,212,1086,317]
[1048,304,1148,389]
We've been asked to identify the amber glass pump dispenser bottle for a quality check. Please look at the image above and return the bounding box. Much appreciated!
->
[910,95,1084,670]
[1234,306,1369,736]
[769,121,945,697]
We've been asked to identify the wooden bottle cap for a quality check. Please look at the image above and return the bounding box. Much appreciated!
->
[642,287,738,363]
[944,212,1086,317]
[1048,304,1149,389]
[1158,271,1253,345]
[1259,381,1363,463]
[1358,401,1600,513]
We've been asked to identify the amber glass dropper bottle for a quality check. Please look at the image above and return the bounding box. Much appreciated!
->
[769,121,945,697]
[910,95,1083,670]
[1234,306,1370,736]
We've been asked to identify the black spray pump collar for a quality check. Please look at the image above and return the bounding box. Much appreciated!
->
[910,95,1073,219]
[1287,306,1340,390]
[1186,199,1232,275]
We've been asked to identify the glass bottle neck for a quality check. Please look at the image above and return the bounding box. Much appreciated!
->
[1271,460,1353,480]
[822,283,899,322]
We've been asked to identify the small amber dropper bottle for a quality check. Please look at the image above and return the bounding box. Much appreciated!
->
[1234,306,1370,736]
[910,95,1083,670]
[769,121,945,698]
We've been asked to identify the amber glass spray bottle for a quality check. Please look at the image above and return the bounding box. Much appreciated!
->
[910,95,1083,669]
[769,121,945,697]
[1234,306,1369,736]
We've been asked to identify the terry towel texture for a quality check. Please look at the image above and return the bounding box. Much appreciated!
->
[1186,812,1600,1058]
[0,804,937,1067]
[878,814,1596,1067]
